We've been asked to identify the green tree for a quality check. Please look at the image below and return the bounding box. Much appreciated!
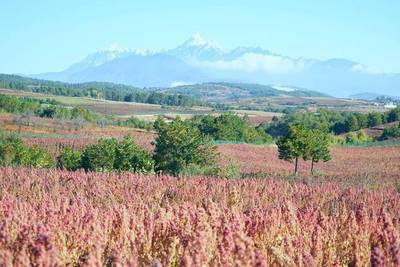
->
[367,112,383,127]
[355,113,368,129]
[277,125,331,176]
[57,147,82,171]
[345,115,359,132]
[306,130,331,175]
[114,135,153,173]
[153,117,218,176]
[81,138,118,172]
[276,125,309,176]
[345,130,372,145]
[387,107,400,122]
[26,145,55,168]
[0,133,29,166]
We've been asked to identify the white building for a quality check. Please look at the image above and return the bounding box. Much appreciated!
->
[384,102,397,109]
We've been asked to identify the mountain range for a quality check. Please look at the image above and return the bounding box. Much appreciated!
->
[34,34,400,97]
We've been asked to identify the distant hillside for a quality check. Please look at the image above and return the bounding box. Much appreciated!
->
[2,74,381,113]
[350,92,400,101]
[0,74,203,107]
[157,82,327,103]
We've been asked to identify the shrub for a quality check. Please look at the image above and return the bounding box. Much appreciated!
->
[179,161,241,179]
[81,138,118,172]
[0,133,54,168]
[329,134,346,145]
[179,163,221,177]
[57,147,82,171]
[26,145,55,168]
[0,133,28,166]
[380,124,400,140]
[219,161,241,179]
[345,130,372,145]
[114,135,153,173]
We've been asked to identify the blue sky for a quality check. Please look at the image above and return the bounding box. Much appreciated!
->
[1,0,399,74]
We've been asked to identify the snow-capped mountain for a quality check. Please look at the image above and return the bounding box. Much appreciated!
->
[65,44,134,73]
[65,53,207,87]
[168,33,225,62]
[32,34,400,97]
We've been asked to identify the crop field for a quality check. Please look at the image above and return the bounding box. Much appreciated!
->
[0,113,155,152]
[219,144,400,189]
[0,89,214,118]
[230,95,387,113]
[1,167,400,266]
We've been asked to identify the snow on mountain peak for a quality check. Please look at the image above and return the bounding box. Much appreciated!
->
[107,43,130,53]
[188,33,208,46]
[183,33,222,50]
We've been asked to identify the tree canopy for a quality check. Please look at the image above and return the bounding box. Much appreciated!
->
[153,116,218,176]
[277,124,331,175]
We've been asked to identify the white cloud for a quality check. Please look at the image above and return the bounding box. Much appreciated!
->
[170,81,194,87]
[201,53,306,74]
[272,85,295,92]
[351,64,382,74]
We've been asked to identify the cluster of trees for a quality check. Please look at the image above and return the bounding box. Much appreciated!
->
[0,74,204,107]
[115,116,154,131]
[332,109,400,134]
[277,124,331,175]
[263,108,400,138]
[1,116,224,177]
[58,117,223,176]
[0,94,158,131]
[123,91,200,107]
[59,117,229,176]
[190,113,273,144]
[380,124,400,140]
[0,133,54,168]
[58,136,153,173]
[0,94,102,123]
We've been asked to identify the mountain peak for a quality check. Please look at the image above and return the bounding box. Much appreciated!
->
[187,33,208,46]
[105,43,131,53]
[182,33,222,50]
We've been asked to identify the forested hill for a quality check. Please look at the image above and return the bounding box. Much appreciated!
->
[0,74,203,107]
[158,82,328,103]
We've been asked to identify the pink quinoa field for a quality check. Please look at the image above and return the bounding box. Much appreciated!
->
[1,163,400,266]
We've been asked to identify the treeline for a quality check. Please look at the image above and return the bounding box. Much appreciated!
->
[190,113,272,144]
[1,114,267,176]
[0,117,235,177]
[380,124,400,140]
[262,108,400,138]
[0,94,158,132]
[0,74,204,107]
[0,94,102,123]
